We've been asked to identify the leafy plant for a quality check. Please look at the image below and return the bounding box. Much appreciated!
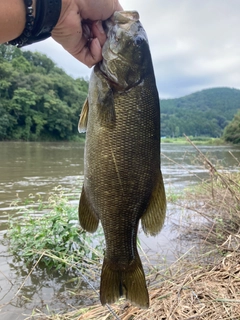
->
[6,191,104,272]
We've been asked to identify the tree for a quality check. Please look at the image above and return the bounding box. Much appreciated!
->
[8,88,37,140]
[22,51,55,74]
[12,56,32,73]
[0,48,89,141]
[223,111,240,144]
[0,44,22,62]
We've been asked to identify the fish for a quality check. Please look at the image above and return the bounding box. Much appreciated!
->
[78,11,166,308]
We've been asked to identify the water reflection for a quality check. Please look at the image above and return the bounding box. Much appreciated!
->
[1,255,96,318]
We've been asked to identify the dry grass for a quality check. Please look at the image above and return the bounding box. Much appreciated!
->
[29,251,240,320]
[177,136,240,253]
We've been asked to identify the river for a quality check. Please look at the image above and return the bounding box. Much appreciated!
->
[0,141,239,319]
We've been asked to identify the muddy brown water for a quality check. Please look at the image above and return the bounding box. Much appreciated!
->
[0,141,239,319]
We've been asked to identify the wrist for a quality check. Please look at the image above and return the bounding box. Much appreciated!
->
[6,0,62,47]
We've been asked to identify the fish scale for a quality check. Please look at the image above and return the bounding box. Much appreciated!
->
[78,10,166,308]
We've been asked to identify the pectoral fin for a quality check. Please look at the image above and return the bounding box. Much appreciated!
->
[78,185,99,233]
[141,170,166,236]
[78,99,89,133]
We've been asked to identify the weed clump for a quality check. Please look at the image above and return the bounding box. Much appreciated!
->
[6,190,103,272]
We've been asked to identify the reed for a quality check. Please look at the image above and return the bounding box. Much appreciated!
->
[178,136,240,254]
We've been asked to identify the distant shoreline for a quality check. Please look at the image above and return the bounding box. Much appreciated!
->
[0,137,234,146]
[161,137,230,145]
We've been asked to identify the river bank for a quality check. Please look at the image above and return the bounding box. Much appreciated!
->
[49,252,239,320]
[37,144,239,319]
[161,136,226,145]
[0,142,239,319]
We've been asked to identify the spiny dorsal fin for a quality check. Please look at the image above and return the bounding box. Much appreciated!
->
[141,170,166,236]
[78,98,89,133]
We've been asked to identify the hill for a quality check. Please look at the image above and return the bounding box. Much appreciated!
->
[161,87,240,137]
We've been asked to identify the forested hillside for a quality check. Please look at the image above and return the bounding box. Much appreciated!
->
[161,88,240,138]
[0,44,239,142]
[0,45,88,141]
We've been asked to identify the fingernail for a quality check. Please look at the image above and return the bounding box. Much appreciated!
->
[96,20,105,34]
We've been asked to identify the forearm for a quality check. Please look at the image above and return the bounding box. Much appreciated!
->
[0,0,36,43]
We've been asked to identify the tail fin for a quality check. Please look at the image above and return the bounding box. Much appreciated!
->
[100,253,149,308]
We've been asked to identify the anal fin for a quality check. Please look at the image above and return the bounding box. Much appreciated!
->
[141,170,166,236]
[78,185,99,233]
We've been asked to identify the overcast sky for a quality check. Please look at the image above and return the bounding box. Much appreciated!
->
[27,0,240,99]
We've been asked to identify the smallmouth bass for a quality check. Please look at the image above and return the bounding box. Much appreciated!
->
[78,11,166,308]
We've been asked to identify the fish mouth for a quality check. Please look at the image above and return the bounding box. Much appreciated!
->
[102,11,141,64]
[111,11,139,25]
[103,11,140,35]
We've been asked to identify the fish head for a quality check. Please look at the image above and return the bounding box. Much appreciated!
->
[100,11,150,90]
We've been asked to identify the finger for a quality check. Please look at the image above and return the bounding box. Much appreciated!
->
[89,37,103,64]
[70,37,102,68]
[92,21,106,47]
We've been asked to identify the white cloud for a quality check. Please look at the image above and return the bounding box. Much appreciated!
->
[26,0,240,98]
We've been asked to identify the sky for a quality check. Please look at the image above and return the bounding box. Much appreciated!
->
[27,0,240,99]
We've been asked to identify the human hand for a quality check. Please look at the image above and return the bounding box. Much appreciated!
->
[51,0,123,67]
